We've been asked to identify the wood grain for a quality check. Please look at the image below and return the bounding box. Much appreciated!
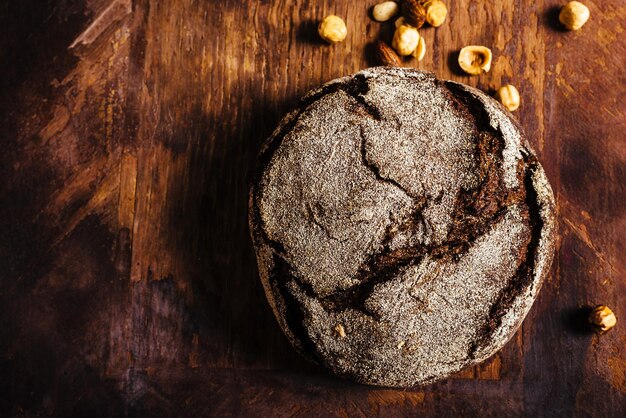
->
[0,0,624,416]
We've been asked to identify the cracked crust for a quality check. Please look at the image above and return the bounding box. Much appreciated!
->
[249,67,556,387]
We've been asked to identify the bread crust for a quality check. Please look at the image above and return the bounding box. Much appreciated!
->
[249,67,556,387]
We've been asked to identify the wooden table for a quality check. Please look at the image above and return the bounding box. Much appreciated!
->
[1,0,624,416]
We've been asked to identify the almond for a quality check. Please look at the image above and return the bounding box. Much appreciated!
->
[376,40,402,66]
[403,0,426,29]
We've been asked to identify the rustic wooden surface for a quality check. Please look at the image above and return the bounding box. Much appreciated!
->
[0,0,625,416]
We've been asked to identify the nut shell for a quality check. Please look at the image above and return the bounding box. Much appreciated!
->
[458,45,492,75]
[403,0,426,29]
[375,40,402,66]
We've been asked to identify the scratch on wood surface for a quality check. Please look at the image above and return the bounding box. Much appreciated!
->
[347,400,367,418]
[286,404,302,418]
[118,153,138,230]
[607,357,626,393]
[563,217,618,272]
[70,0,132,48]
[129,146,177,283]
[52,171,119,247]
[367,390,425,408]
[452,364,476,379]
[336,407,350,418]
[114,227,132,278]
[188,333,201,368]
[99,88,117,143]
[39,106,71,143]
[477,354,501,380]
[37,155,109,223]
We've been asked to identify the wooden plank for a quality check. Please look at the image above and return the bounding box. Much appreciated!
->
[0,0,624,416]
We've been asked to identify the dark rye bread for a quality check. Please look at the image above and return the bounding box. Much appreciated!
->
[249,67,556,387]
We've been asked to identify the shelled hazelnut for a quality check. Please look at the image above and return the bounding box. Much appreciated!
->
[373,1,400,22]
[559,1,590,31]
[589,305,617,333]
[392,24,420,56]
[395,16,409,28]
[423,0,447,27]
[318,15,347,44]
[495,85,521,111]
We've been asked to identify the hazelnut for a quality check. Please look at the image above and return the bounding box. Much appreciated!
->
[403,0,426,29]
[589,305,617,333]
[334,323,347,338]
[376,40,402,66]
[392,25,420,56]
[458,45,492,75]
[559,1,590,31]
[423,0,447,27]
[495,84,520,111]
[373,1,400,22]
[395,16,408,28]
[412,36,426,61]
[318,15,347,44]
[395,16,418,29]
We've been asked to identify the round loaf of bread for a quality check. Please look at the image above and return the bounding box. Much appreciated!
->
[249,67,556,387]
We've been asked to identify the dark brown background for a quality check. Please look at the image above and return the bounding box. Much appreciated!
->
[1,0,624,416]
